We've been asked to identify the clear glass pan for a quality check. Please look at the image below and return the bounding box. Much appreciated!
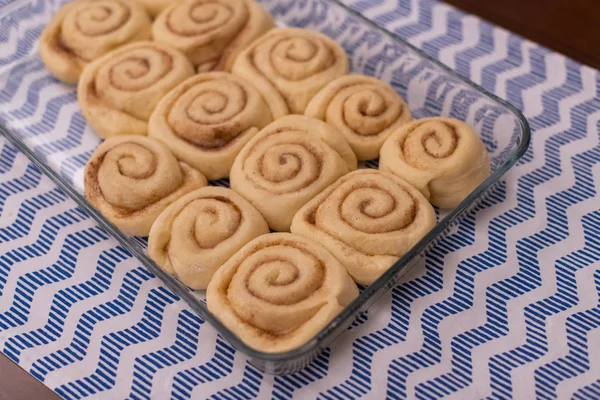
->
[0,0,530,374]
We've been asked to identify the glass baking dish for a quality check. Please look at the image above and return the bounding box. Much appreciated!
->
[0,0,530,374]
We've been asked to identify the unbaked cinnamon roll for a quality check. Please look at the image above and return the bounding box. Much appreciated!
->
[148,72,273,180]
[77,41,195,139]
[134,0,175,16]
[305,75,412,161]
[148,187,269,289]
[152,0,274,72]
[291,169,436,285]
[229,115,357,232]
[232,28,349,117]
[206,232,359,353]
[379,117,491,208]
[40,0,152,84]
[84,135,207,236]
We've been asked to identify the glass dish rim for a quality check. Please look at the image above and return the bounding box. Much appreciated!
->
[0,0,531,366]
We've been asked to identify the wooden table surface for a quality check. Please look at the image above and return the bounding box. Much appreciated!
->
[0,353,59,400]
[1,1,599,399]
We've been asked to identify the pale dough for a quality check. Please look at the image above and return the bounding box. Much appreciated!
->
[40,0,152,83]
[229,115,357,232]
[305,74,412,160]
[379,117,491,208]
[206,233,359,353]
[148,186,269,289]
[84,135,207,236]
[152,0,274,71]
[232,28,349,117]
[78,41,194,138]
[291,169,436,285]
[148,72,274,180]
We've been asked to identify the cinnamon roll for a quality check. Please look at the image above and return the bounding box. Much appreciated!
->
[148,187,269,289]
[40,0,152,84]
[229,115,357,232]
[379,117,491,208]
[84,135,207,236]
[148,72,273,180]
[206,233,359,353]
[152,0,274,72]
[290,170,436,285]
[305,75,412,161]
[232,28,349,117]
[78,41,195,139]
[134,0,174,16]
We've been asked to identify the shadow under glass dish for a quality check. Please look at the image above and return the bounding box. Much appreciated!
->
[0,0,530,374]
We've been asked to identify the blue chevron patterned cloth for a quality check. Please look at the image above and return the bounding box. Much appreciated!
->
[1,0,600,399]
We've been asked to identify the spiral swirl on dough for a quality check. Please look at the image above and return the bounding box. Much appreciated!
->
[77,41,195,139]
[379,117,491,208]
[305,75,412,161]
[152,0,274,72]
[84,136,207,236]
[232,28,349,117]
[39,0,152,83]
[148,72,273,180]
[148,187,268,289]
[206,233,359,352]
[291,170,436,285]
[230,115,357,231]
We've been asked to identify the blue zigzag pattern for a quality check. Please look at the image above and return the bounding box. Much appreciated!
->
[315,186,507,399]
[3,246,132,360]
[0,142,19,173]
[128,309,204,399]
[271,349,331,399]
[29,266,155,382]
[0,0,599,398]
[573,379,600,400]
[0,225,109,334]
[382,70,598,399]
[0,205,90,291]
[171,338,237,399]
[54,286,179,398]
[485,131,600,398]
[210,363,264,400]
[411,87,600,398]
[533,216,600,398]
[342,1,597,395]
